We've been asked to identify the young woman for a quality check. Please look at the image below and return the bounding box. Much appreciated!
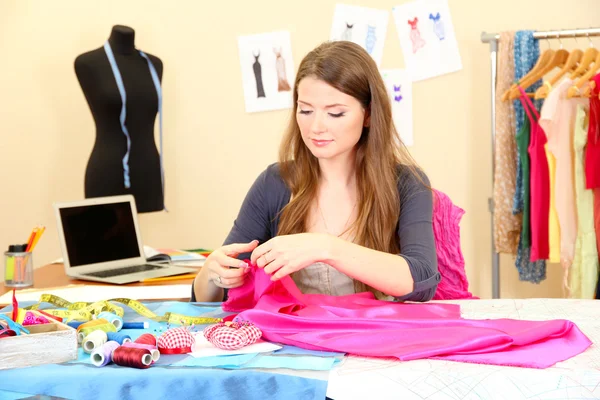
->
[193,41,440,303]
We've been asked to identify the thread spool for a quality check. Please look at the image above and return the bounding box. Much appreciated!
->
[77,320,116,343]
[67,320,85,329]
[122,322,149,329]
[91,340,120,367]
[134,333,157,346]
[112,347,153,369]
[122,342,160,362]
[82,330,108,354]
[97,312,123,331]
[76,318,110,333]
[107,331,132,345]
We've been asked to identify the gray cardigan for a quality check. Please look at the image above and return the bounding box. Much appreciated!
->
[192,162,440,302]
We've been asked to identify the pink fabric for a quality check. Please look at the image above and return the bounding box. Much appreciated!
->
[224,265,592,368]
[431,189,476,300]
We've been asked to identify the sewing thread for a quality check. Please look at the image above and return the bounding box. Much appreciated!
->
[83,330,108,354]
[97,311,124,331]
[123,342,160,362]
[112,347,152,369]
[106,331,132,345]
[91,340,120,367]
[134,333,157,346]
[77,321,116,343]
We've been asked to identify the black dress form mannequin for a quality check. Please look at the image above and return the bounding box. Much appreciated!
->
[75,25,165,213]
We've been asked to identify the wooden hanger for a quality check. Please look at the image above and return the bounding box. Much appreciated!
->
[535,35,582,99]
[508,44,569,100]
[569,35,598,80]
[567,40,600,98]
[581,80,597,98]
[502,40,555,101]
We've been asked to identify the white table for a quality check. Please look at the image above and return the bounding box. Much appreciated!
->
[326,298,600,400]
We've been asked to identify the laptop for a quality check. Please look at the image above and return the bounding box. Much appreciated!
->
[53,195,196,284]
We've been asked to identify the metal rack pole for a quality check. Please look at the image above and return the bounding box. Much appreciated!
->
[480,27,600,299]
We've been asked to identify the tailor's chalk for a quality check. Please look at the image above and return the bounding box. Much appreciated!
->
[122,322,149,329]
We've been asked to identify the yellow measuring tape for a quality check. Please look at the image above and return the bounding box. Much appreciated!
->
[25,294,222,325]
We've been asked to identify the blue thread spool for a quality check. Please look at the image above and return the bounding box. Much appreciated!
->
[122,322,149,329]
[67,320,85,329]
[107,331,132,345]
[98,312,123,331]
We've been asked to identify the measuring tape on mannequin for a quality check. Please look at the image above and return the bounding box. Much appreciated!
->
[24,294,222,325]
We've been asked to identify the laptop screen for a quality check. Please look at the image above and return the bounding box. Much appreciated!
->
[59,201,141,267]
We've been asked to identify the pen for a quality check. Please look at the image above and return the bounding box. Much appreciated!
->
[141,273,197,283]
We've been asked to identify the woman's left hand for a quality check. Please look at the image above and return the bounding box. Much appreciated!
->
[250,233,335,280]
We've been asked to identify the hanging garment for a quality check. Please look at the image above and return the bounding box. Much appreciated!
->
[408,18,426,54]
[341,23,353,41]
[514,114,546,282]
[430,189,475,300]
[365,25,377,55]
[570,104,599,299]
[429,12,445,40]
[584,74,600,189]
[223,265,591,369]
[512,31,545,283]
[518,87,550,262]
[539,79,579,289]
[546,145,561,264]
[493,32,521,255]
[516,112,531,248]
[103,41,165,197]
[273,48,291,92]
[585,74,600,274]
[512,31,542,215]
[252,52,266,98]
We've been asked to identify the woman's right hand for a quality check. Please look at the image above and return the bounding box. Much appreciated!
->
[201,240,259,289]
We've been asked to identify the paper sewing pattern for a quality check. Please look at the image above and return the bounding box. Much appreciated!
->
[330,4,389,67]
[380,69,413,147]
[238,31,295,113]
[393,0,462,81]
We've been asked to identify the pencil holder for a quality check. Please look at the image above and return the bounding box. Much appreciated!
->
[4,251,33,288]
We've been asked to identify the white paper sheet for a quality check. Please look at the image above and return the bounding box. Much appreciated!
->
[190,334,282,358]
[237,31,295,113]
[380,69,413,147]
[392,0,462,81]
[330,4,389,67]
[0,284,192,304]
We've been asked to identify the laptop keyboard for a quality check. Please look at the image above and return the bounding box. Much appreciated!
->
[84,264,165,278]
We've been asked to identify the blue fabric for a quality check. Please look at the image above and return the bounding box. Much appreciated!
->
[0,301,332,399]
[512,30,546,284]
[0,364,328,400]
[274,345,345,358]
[171,353,260,368]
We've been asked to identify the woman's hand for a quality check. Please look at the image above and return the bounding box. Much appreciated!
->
[201,240,259,289]
[250,233,334,280]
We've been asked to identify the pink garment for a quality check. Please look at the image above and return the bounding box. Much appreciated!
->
[431,189,476,300]
[224,265,591,369]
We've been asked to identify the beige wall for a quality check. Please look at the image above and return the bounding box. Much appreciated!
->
[0,0,597,299]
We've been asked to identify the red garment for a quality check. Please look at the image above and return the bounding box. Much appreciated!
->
[519,87,550,261]
[224,264,591,369]
[595,188,600,262]
[585,73,600,189]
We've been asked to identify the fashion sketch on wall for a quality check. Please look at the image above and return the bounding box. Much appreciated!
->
[238,31,295,113]
[393,0,462,82]
[329,4,389,67]
[380,69,413,147]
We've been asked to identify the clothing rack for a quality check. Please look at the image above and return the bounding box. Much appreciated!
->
[480,27,600,299]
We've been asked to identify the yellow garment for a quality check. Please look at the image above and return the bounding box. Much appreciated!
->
[546,146,560,263]
[570,105,598,298]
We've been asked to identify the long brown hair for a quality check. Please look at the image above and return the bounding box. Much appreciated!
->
[277,41,420,295]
